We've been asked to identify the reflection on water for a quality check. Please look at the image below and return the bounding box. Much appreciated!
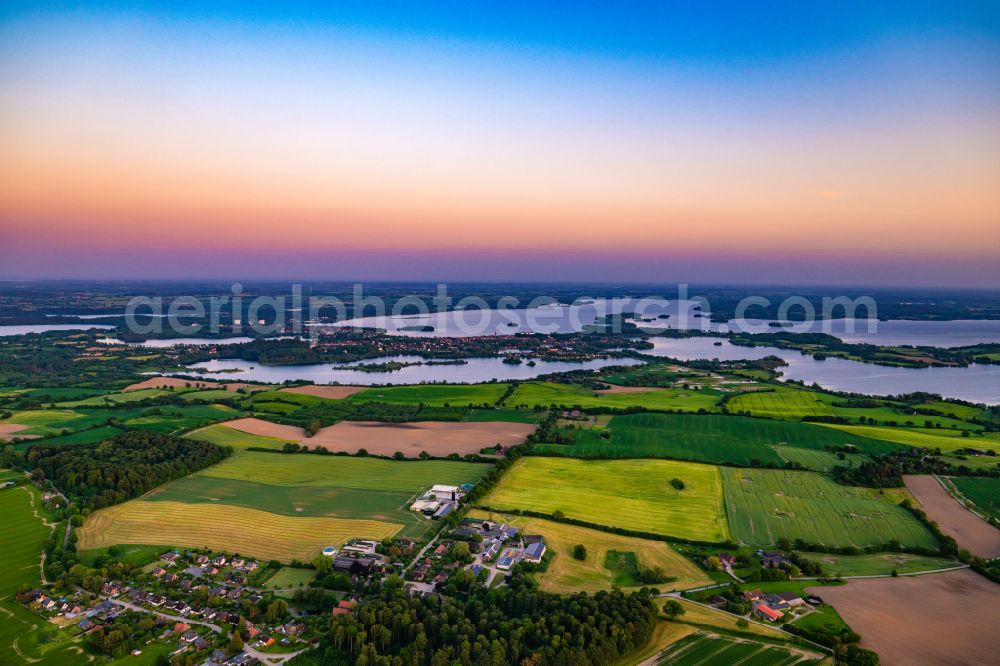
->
[0,324,115,336]
[180,355,641,385]
[98,337,255,347]
[645,337,1000,404]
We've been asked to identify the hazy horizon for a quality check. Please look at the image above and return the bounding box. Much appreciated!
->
[2,2,998,286]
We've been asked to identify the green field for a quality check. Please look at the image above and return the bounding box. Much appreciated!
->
[948,476,1000,521]
[481,457,729,542]
[727,386,858,419]
[534,413,896,468]
[4,409,83,436]
[721,467,938,549]
[119,404,236,433]
[463,408,542,423]
[0,487,51,597]
[604,550,640,586]
[806,551,957,576]
[16,425,124,450]
[263,566,317,590]
[55,387,172,407]
[179,388,238,402]
[0,486,91,665]
[917,400,988,421]
[727,386,977,430]
[78,543,170,567]
[349,383,509,406]
[193,451,489,490]
[506,381,722,412]
[143,452,489,539]
[185,422,295,449]
[770,446,868,472]
[6,404,237,449]
[20,387,109,401]
[822,424,1000,453]
[148,476,417,522]
[653,632,823,666]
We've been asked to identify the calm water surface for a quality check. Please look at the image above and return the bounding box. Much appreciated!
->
[180,355,641,385]
[646,337,1000,404]
[0,324,115,336]
[98,337,255,347]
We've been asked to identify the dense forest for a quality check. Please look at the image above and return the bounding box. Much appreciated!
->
[311,576,658,666]
[26,431,230,509]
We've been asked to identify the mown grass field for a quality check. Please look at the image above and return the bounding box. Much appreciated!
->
[721,467,938,549]
[140,451,488,539]
[652,632,824,666]
[7,404,237,449]
[808,551,957,576]
[506,381,722,412]
[263,566,317,589]
[0,487,51,597]
[349,383,509,406]
[15,425,124,450]
[79,500,401,562]
[194,451,489,490]
[469,510,711,593]
[0,486,92,666]
[770,446,868,472]
[78,543,169,567]
[147,476,416,522]
[533,413,896,468]
[727,386,857,419]
[948,476,1000,521]
[727,386,977,430]
[480,457,729,542]
[5,409,83,436]
[185,422,294,449]
[463,408,542,424]
[179,388,238,402]
[822,424,1000,453]
[55,387,171,407]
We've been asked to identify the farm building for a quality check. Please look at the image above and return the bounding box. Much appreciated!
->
[496,548,522,571]
[754,603,784,622]
[411,499,441,514]
[433,501,457,520]
[773,592,805,607]
[481,539,502,561]
[523,541,546,563]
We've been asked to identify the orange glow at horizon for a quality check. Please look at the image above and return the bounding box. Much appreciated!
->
[1,11,999,281]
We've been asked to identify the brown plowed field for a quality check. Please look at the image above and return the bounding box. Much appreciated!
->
[809,568,1000,666]
[277,385,366,399]
[904,474,1000,557]
[222,417,534,457]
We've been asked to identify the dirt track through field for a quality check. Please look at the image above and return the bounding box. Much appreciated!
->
[904,474,1000,557]
[222,417,534,456]
[278,385,366,399]
[809,569,1000,666]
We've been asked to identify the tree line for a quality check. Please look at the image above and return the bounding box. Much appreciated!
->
[26,431,230,510]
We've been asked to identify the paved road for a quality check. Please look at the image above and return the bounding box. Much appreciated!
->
[104,596,305,665]
[104,596,221,633]
[403,534,440,575]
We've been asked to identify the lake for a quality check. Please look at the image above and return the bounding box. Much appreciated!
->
[179,355,642,385]
[0,324,115,336]
[98,337,255,347]
[645,337,1000,404]
[336,297,1000,347]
